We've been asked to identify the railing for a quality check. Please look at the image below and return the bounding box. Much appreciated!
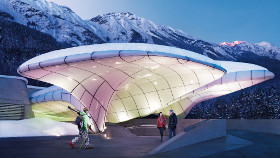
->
[0,103,25,120]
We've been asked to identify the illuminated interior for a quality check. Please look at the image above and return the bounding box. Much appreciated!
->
[32,101,77,121]
[18,43,274,133]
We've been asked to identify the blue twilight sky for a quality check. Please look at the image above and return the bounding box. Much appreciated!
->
[46,0,280,47]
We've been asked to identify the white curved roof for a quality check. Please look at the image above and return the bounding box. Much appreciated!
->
[19,43,267,73]
[18,43,274,133]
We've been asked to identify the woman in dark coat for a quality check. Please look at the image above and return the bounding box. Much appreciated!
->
[157,112,166,142]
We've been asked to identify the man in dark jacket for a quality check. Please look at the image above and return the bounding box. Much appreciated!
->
[168,110,177,139]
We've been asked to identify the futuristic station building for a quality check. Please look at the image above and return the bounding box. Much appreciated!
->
[17,43,274,133]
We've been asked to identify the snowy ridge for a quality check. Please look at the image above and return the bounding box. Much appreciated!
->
[0,0,279,62]
[221,41,280,61]
[88,12,196,44]
[220,41,244,47]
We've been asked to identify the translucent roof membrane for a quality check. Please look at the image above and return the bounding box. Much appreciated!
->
[19,43,274,133]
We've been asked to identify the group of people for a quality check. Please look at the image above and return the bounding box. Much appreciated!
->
[68,108,177,150]
[156,110,177,141]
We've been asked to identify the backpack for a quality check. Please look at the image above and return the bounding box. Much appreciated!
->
[75,115,83,129]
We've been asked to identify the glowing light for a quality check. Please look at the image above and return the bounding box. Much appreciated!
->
[145,74,152,77]
[150,65,159,69]
[154,82,158,85]
[115,62,122,64]
[118,113,129,122]
[125,84,129,90]
[92,78,97,81]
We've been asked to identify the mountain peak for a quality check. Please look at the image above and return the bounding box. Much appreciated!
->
[219,41,244,47]
[90,12,136,24]
[257,41,272,47]
[105,11,135,17]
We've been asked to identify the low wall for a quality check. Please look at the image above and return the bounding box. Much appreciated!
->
[148,119,226,155]
[103,123,136,137]
[227,119,280,135]
[118,119,205,136]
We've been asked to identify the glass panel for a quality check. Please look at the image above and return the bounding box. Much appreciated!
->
[81,75,104,95]
[40,73,79,92]
[169,102,184,115]
[222,72,236,83]
[115,89,131,99]
[138,108,151,117]
[238,80,253,89]
[42,64,68,71]
[89,99,101,122]
[252,70,265,79]
[185,84,200,93]
[56,66,93,82]
[149,56,179,65]
[121,97,137,111]
[116,111,130,122]
[96,107,106,128]
[110,99,126,113]
[146,92,161,112]
[225,82,241,92]
[136,79,156,93]
[127,110,140,119]
[179,98,192,112]
[165,74,184,88]
[102,69,129,90]
[80,91,93,107]
[133,94,149,109]
[158,89,174,105]
[120,55,145,63]
[236,71,251,81]
[106,112,119,123]
[127,83,143,96]
[171,86,187,99]
[94,82,115,109]
[45,93,53,101]
[23,69,52,79]
[62,93,71,102]
[194,69,215,86]
[72,85,85,100]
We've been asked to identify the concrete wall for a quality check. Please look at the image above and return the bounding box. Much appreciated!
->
[0,75,33,119]
[227,119,280,135]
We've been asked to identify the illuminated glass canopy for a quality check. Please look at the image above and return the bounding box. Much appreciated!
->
[18,43,274,133]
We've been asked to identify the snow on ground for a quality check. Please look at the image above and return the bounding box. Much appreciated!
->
[0,118,78,138]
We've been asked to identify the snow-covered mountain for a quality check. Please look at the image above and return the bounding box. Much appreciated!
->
[0,0,279,62]
[220,41,280,61]
[0,0,104,46]
[220,41,244,47]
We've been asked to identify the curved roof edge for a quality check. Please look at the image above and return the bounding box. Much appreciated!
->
[20,43,214,66]
[0,75,28,84]
[18,43,269,75]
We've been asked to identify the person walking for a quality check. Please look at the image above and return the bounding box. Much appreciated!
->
[69,107,93,149]
[168,110,177,139]
[156,112,166,142]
